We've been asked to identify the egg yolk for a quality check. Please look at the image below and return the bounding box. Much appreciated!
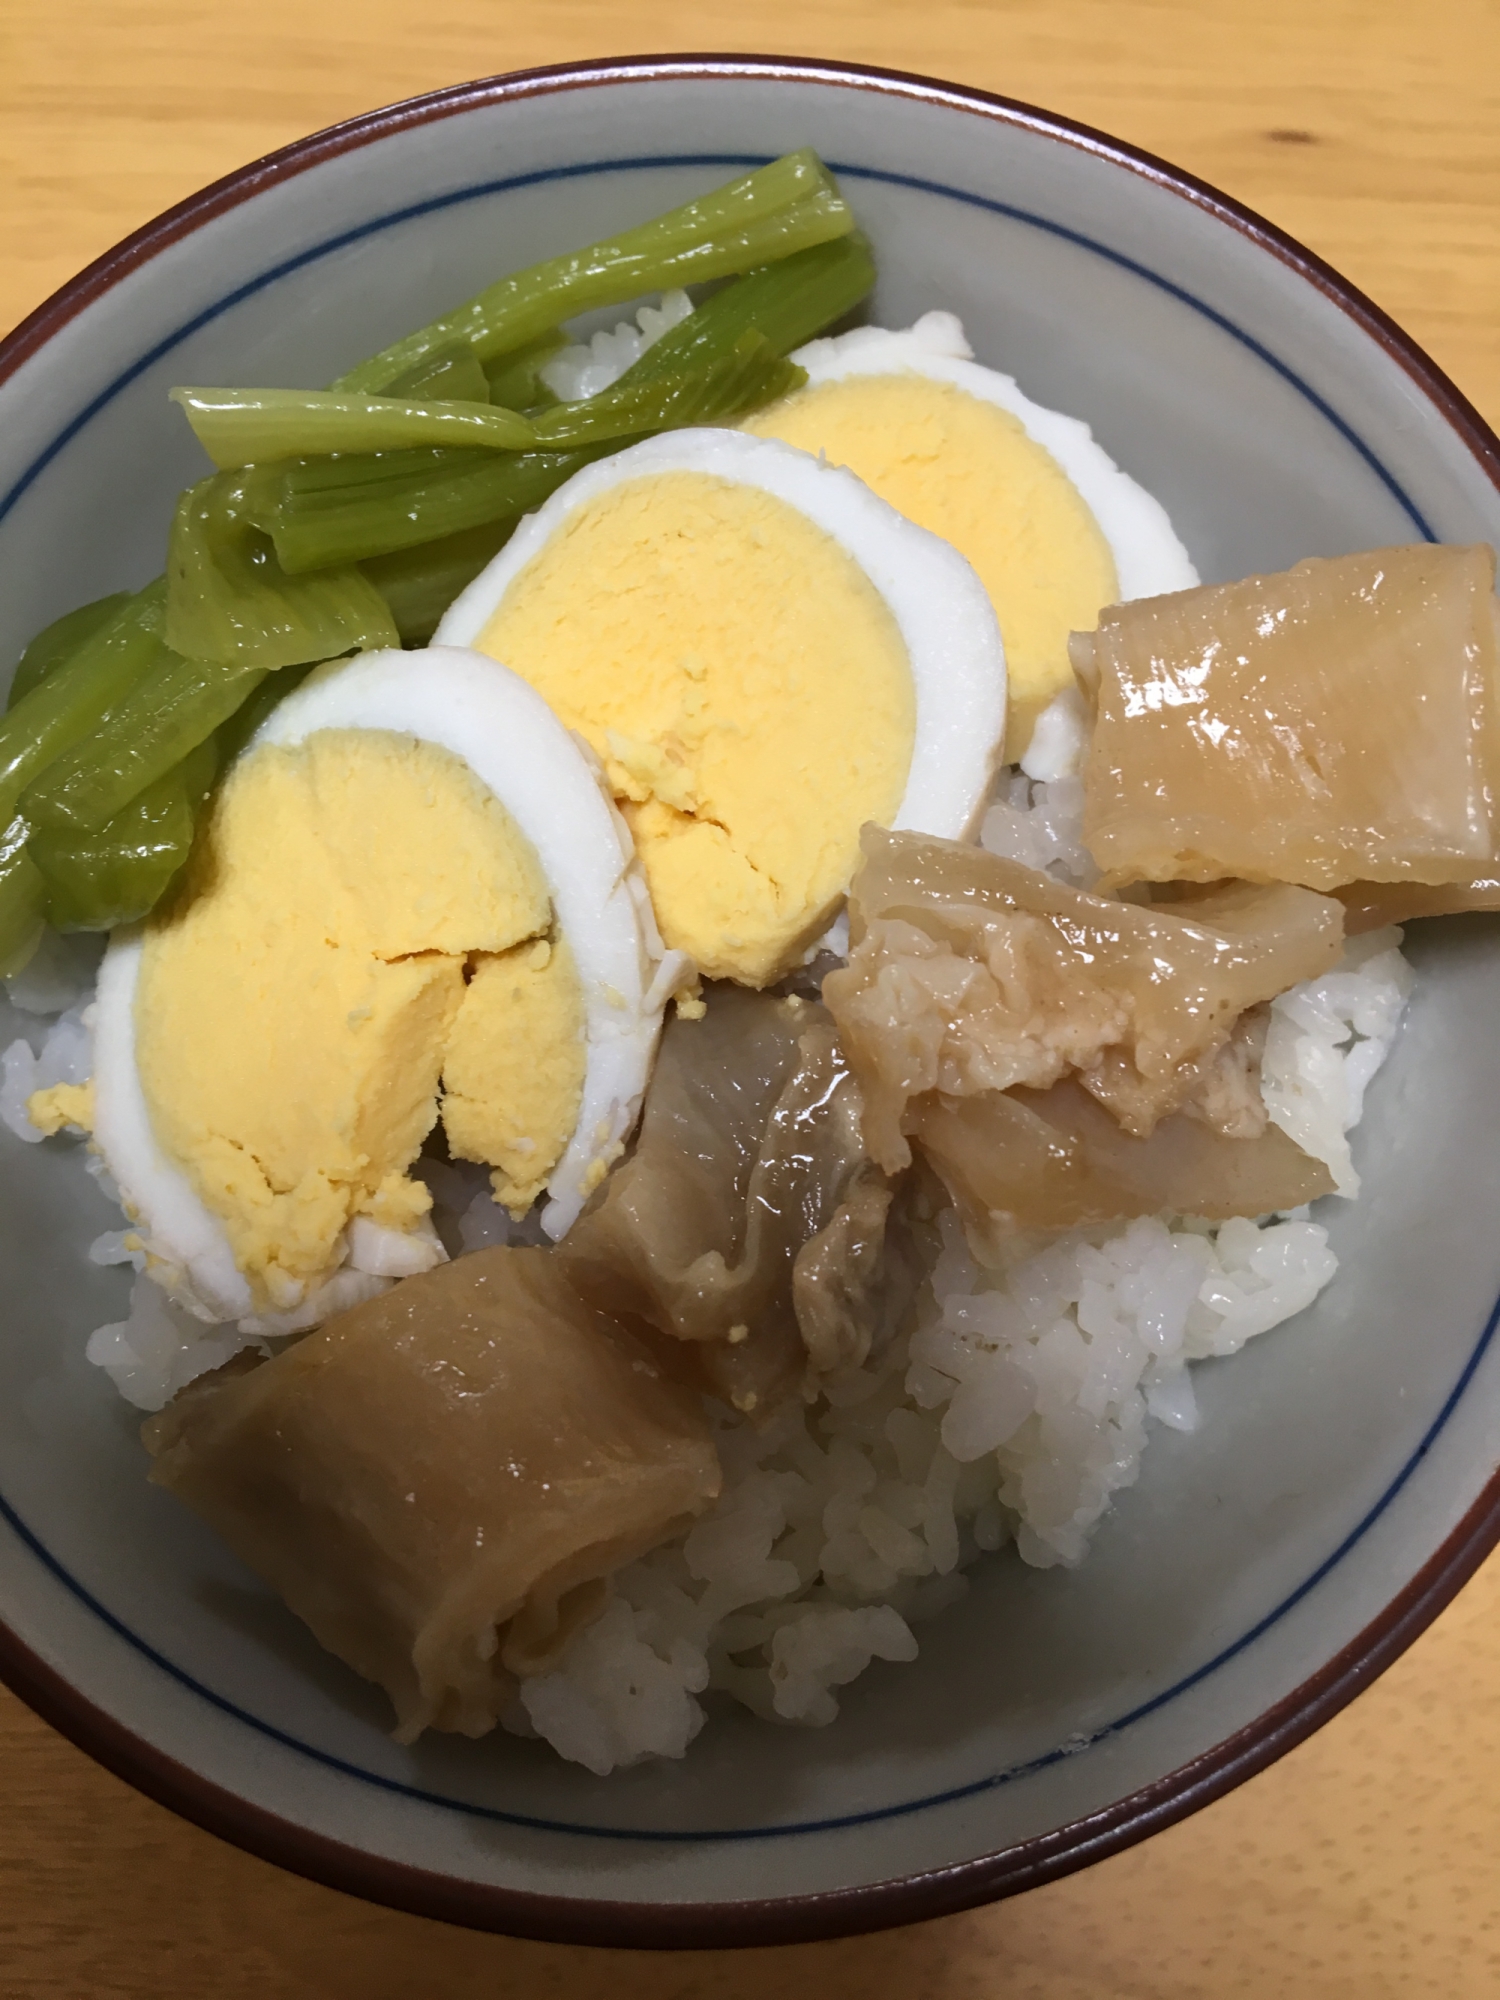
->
[134,730,584,1307]
[474,471,916,987]
[744,374,1118,759]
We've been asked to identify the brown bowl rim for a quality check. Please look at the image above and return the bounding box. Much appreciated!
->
[2,48,1499,1953]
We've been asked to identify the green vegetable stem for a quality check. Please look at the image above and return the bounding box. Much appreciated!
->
[257,446,611,573]
[0,818,46,977]
[171,386,538,468]
[361,521,520,645]
[336,150,852,395]
[481,330,566,410]
[31,739,217,934]
[0,151,872,972]
[7,594,133,712]
[23,646,263,836]
[166,471,399,667]
[0,585,169,829]
[384,340,495,403]
[258,334,806,575]
[616,233,876,387]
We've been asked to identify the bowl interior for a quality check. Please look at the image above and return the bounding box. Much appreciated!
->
[1,62,1498,1941]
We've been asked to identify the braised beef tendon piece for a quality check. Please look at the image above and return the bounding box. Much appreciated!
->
[1079,544,1500,891]
[909,1080,1333,1251]
[824,826,1343,1165]
[1337,877,1500,932]
[142,1248,720,1742]
[561,985,894,1411]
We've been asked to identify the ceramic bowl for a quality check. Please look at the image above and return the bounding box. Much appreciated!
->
[1,55,1498,1951]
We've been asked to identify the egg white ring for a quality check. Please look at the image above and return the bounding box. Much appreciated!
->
[436,427,1008,843]
[91,648,676,1315]
[256,646,679,1239]
[787,313,1199,602]
[92,929,256,1323]
[93,941,436,1322]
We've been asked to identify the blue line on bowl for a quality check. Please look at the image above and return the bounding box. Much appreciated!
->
[3,1281,1496,1843]
[0,154,1433,541]
[0,151,1455,1843]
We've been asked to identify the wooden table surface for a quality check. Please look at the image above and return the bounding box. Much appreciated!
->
[2,2,1499,1992]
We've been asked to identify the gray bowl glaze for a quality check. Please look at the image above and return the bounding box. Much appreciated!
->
[1,55,1498,1949]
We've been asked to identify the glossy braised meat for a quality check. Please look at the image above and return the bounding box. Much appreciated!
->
[562,985,893,1413]
[144,1248,719,1741]
[908,1078,1333,1254]
[822,827,1342,1166]
[1337,877,1500,931]
[1078,544,1500,891]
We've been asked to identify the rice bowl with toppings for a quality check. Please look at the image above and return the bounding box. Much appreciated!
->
[1,74,1498,1944]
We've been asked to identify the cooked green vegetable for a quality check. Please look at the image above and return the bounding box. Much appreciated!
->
[32,739,217,933]
[257,335,803,574]
[211,661,319,768]
[482,329,566,409]
[362,521,519,644]
[175,327,803,469]
[1,152,870,975]
[384,341,493,403]
[0,585,168,825]
[528,332,803,446]
[618,233,876,385]
[336,150,852,395]
[8,593,132,712]
[24,644,264,835]
[171,386,537,469]
[0,818,46,976]
[166,472,399,667]
[256,446,609,573]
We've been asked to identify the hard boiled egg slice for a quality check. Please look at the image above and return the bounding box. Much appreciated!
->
[90,646,686,1325]
[435,427,1005,988]
[742,312,1198,761]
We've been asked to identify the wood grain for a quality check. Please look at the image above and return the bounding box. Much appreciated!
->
[2,1,1499,1992]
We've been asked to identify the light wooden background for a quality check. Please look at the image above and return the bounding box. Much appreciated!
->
[2,2,1499,1993]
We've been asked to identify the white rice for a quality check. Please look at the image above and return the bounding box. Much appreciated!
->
[75,1150,562,1411]
[512,1204,1341,1771]
[0,776,1412,1771]
[1261,926,1413,1196]
[537,290,695,405]
[0,998,94,1144]
[3,928,104,1018]
[500,777,1411,1772]
[978,769,1099,888]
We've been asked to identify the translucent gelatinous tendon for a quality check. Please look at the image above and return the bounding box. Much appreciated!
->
[562,986,893,1413]
[143,1248,720,1741]
[909,1079,1333,1252]
[1081,545,1500,889]
[1336,877,1500,932]
[823,826,1343,1167]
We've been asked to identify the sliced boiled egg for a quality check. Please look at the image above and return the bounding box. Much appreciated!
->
[435,427,1006,988]
[742,311,1198,760]
[87,646,687,1325]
